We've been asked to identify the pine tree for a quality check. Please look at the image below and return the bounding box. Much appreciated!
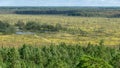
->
[76,55,113,68]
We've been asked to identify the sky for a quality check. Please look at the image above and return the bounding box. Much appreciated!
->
[0,0,120,6]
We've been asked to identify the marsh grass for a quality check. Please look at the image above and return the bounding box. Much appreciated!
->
[0,14,120,46]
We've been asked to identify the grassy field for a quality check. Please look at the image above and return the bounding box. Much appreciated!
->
[0,14,120,47]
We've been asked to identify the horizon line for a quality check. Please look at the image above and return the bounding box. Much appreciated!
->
[0,6,120,7]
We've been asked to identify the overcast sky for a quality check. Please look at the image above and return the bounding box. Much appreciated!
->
[0,0,120,6]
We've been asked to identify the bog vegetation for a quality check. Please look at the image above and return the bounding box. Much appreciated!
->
[0,14,120,46]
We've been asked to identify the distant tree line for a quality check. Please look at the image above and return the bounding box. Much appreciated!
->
[1,7,120,17]
[13,7,120,17]
[14,10,120,17]
[0,42,120,68]
[15,10,76,15]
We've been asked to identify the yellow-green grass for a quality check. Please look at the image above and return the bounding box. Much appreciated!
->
[0,14,120,46]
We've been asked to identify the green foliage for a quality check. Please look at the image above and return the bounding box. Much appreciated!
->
[55,23,62,31]
[99,39,104,46]
[7,48,21,68]
[0,21,9,32]
[111,53,120,68]
[0,43,119,68]
[76,55,113,68]
[3,25,16,34]
[25,21,62,32]
[25,21,40,31]
[0,62,7,68]
[15,20,25,30]
[0,21,16,34]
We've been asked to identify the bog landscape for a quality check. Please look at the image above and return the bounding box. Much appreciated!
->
[0,7,120,68]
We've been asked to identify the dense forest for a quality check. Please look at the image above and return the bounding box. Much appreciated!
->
[0,7,120,17]
[0,42,120,68]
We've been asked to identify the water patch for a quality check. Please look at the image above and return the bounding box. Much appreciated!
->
[16,31,34,35]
